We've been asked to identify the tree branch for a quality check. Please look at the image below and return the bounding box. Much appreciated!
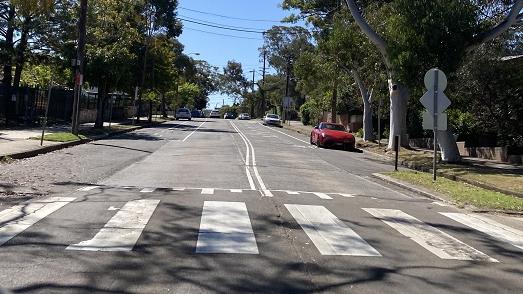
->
[343,0,391,69]
[467,0,523,52]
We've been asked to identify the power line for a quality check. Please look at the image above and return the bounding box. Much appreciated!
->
[183,26,263,40]
[179,17,266,33]
[179,7,282,23]
[179,14,268,31]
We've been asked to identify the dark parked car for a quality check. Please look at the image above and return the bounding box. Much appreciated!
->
[191,110,202,118]
[224,112,236,119]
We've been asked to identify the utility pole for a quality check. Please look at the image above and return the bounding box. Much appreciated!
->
[261,47,267,116]
[249,69,255,117]
[283,60,291,123]
[71,0,87,135]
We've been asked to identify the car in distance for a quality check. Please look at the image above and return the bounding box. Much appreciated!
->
[238,113,251,120]
[175,108,192,120]
[191,109,202,118]
[224,112,236,119]
[209,110,221,118]
[310,122,355,150]
[263,114,282,127]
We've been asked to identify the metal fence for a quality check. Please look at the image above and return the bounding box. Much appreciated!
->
[1,85,133,125]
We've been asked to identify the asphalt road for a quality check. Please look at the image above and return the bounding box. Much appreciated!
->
[0,118,522,294]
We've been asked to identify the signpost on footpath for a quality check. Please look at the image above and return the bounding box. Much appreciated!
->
[419,68,451,181]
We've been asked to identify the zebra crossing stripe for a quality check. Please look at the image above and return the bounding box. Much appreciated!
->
[363,208,497,262]
[196,201,258,254]
[313,192,333,200]
[285,204,381,256]
[66,199,160,251]
[77,186,99,191]
[140,187,156,193]
[0,197,76,246]
[201,188,214,195]
[441,212,523,250]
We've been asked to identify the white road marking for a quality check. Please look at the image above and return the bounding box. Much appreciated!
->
[245,167,256,190]
[172,187,186,191]
[77,186,99,191]
[286,191,300,195]
[364,208,497,262]
[140,187,156,193]
[313,192,333,200]
[182,119,207,142]
[441,212,523,250]
[201,188,214,195]
[107,206,120,211]
[0,197,76,246]
[196,201,258,254]
[285,204,381,256]
[259,123,310,145]
[252,167,273,197]
[231,121,271,196]
[338,193,355,198]
[66,199,160,251]
[230,189,243,193]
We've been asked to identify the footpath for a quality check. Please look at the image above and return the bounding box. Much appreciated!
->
[0,117,164,160]
[283,120,523,214]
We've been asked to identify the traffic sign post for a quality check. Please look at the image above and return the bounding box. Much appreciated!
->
[420,68,450,181]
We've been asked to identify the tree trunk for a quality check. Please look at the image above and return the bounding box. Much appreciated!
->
[13,17,31,90]
[330,79,338,123]
[148,100,153,122]
[161,93,167,118]
[351,69,375,140]
[1,5,16,125]
[94,82,107,128]
[387,81,409,149]
[437,130,461,162]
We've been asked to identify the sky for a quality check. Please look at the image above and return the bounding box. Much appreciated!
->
[177,0,297,109]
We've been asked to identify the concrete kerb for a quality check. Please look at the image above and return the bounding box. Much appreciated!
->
[372,173,447,202]
[2,123,155,160]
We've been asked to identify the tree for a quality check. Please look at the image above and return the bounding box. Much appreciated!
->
[220,60,249,104]
[85,0,139,128]
[344,0,523,161]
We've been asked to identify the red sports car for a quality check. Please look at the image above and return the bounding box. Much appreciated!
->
[310,122,356,150]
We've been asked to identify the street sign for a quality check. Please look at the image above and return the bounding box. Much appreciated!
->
[419,91,451,114]
[419,68,451,181]
[424,68,447,93]
[422,111,447,131]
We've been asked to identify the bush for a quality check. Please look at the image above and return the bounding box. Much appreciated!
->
[383,127,390,139]
[355,128,364,138]
[300,103,312,125]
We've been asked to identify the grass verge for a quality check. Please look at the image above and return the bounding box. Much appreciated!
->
[384,171,523,212]
[359,140,522,195]
[31,132,86,142]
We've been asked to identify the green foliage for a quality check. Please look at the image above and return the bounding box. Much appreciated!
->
[355,128,364,138]
[299,100,323,125]
[20,64,72,88]
[176,82,201,109]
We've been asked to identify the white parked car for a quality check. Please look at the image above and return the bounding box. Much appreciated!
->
[263,114,282,127]
[176,108,192,120]
[209,110,221,118]
[238,113,251,120]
